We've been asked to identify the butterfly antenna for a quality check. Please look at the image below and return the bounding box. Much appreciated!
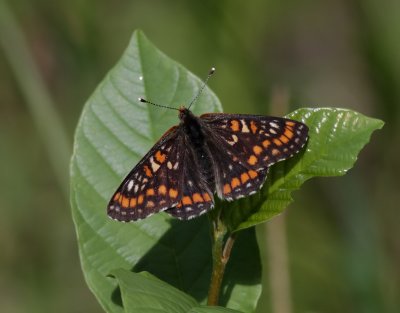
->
[188,67,216,110]
[138,97,180,111]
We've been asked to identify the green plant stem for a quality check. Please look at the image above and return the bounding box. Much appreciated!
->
[207,215,237,306]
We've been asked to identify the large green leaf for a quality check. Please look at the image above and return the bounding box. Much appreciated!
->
[110,269,241,313]
[221,108,384,232]
[70,30,261,313]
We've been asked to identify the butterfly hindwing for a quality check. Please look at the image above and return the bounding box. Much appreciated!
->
[200,113,308,200]
[165,172,214,220]
[203,131,268,200]
[166,135,215,220]
[107,126,185,222]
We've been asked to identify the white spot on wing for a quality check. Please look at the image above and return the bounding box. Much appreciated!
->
[127,180,134,191]
[241,120,250,133]
[270,122,280,129]
[226,134,238,146]
[151,157,160,172]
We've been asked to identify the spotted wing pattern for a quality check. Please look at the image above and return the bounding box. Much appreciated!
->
[108,110,308,222]
[107,126,185,222]
[164,133,214,219]
[200,113,309,201]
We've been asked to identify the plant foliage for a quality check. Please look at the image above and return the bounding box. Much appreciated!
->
[70,30,383,312]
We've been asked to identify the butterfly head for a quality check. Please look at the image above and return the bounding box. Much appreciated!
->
[178,106,191,120]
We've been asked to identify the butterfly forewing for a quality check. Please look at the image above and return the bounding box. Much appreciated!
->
[200,113,308,200]
[107,126,185,222]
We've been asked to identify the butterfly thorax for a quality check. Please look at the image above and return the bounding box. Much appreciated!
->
[179,107,215,186]
[179,108,204,145]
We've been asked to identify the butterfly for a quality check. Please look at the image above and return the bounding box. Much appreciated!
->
[107,69,309,222]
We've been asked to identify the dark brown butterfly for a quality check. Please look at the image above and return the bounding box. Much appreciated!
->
[107,69,308,222]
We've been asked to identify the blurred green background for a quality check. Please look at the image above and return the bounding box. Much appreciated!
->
[1,1,399,312]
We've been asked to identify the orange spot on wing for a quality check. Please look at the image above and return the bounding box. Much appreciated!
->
[248,170,258,179]
[146,188,155,196]
[144,165,153,177]
[241,172,250,183]
[273,138,283,146]
[231,177,241,189]
[262,140,271,148]
[223,184,232,194]
[272,149,280,156]
[138,195,144,205]
[113,192,121,202]
[182,196,192,205]
[286,121,295,127]
[253,145,263,155]
[146,201,155,208]
[193,193,204,203]
[169,188,178,198]
[130,198,137,207]
[155,150,166,163]
[247,155,258,165]
[158,185,167,195]
[250,121,258,134]
[121,196,129,208]
[203,193,212,201]
[279,134,289,143]
[284,128,294,139]
[230,120,240,131]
